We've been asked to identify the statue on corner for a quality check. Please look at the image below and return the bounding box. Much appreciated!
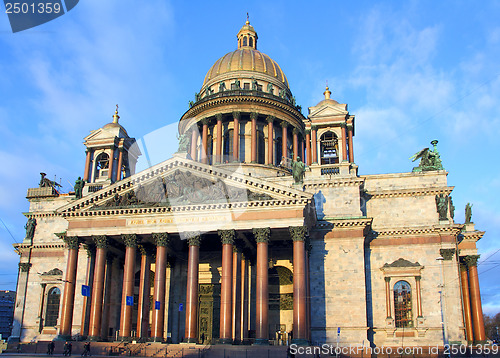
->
[465,203,473,224]
[410,140,444,172]
[292,157,305,186]
[74,177,85,199]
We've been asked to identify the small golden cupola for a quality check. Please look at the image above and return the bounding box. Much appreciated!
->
[237,14,258,49]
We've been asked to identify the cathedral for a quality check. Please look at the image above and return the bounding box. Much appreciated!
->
[10,20,487,350]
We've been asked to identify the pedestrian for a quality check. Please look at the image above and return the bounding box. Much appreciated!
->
[48,341,55,355]
[81,342,90,357]
[68,342,72,356]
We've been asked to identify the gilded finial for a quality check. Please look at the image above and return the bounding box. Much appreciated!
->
[246,12,250,24]
[113,104,120,123]
[324,82,331,100]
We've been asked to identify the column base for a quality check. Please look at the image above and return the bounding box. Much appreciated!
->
[291,338,309,346]
[253,338,269,345]
[473,340,487,345]
[118,336,133,342]
[88,335,101,341]
[7,336,20,344]
[184,338,197,343]
[54,334,72,341]
[218,338,233,345]
[149,337,164,343]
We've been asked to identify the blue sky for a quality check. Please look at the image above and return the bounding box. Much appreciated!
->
[0,1,499,315]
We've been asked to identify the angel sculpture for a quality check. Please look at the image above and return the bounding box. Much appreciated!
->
[39,172,62,189]
[409,140,444,172]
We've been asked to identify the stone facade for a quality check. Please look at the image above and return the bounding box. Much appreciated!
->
[10,20,487,350]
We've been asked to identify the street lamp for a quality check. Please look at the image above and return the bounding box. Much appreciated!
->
[436,256,449,352]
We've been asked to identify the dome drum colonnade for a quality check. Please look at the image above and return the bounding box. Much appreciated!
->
[55,227,312,345]
[179,20,355,170]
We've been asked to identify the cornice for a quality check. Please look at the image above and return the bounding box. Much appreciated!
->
[460,230,485,242]
[304,177,364,189]
[315,217,372,229]
[63,198,313,218]
[372,224,463,237]
[181,95,306,127]
[14,243,66,250]
[366,186,454,199]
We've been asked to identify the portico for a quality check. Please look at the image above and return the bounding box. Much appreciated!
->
[55,157,315,344]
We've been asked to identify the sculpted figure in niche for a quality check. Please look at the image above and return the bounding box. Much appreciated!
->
[24,217,36,241]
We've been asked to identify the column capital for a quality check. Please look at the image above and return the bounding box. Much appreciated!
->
[459,262,468,272]
[305,129,311,135]
[440,248,455,261]
[347,124,354,131]
[186,231,202,246]
[83,244,95,257]
[201,117,211,126]
[232,111,241,120]
[384,277,391,283]
[152,232,170,247]
[218,229,235,245]
[253,227,271,243]
[292,127,300,135]
[266,115,275,123]
[250,112,258,120]
[64,236,80,250]
[19,262,31,272]
[289,226,307,242]
[92,235,108,249]
[216,113,223,121]
[464,254,480,267]
[340,122,347,129]
[122,234,139,248]
[311,125,318,132]
[138,244,153,256]
[280,120,289,128]
[415,275,421,281]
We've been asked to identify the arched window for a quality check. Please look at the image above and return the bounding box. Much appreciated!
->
[394,281,412,328]
[95,152,110,178]
[320,131,339,165]
[223,129,234,163]
[243,37,247,46]
[45,287,61,327]
[249,37,253,47]
[257,130,265,164]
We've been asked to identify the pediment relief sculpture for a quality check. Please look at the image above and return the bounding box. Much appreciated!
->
[92,169,273,209]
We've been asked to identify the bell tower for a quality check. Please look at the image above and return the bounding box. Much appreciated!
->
[82,105,141,191]
[306,85,357,176]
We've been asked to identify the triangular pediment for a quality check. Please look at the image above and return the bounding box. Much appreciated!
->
[308,102,348,119]
[58,155,312,214]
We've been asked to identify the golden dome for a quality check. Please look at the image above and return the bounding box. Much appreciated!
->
[202,48,289,88]
[202,20,289,88]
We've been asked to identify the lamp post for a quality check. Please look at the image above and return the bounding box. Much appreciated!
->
[437,256,449,354]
